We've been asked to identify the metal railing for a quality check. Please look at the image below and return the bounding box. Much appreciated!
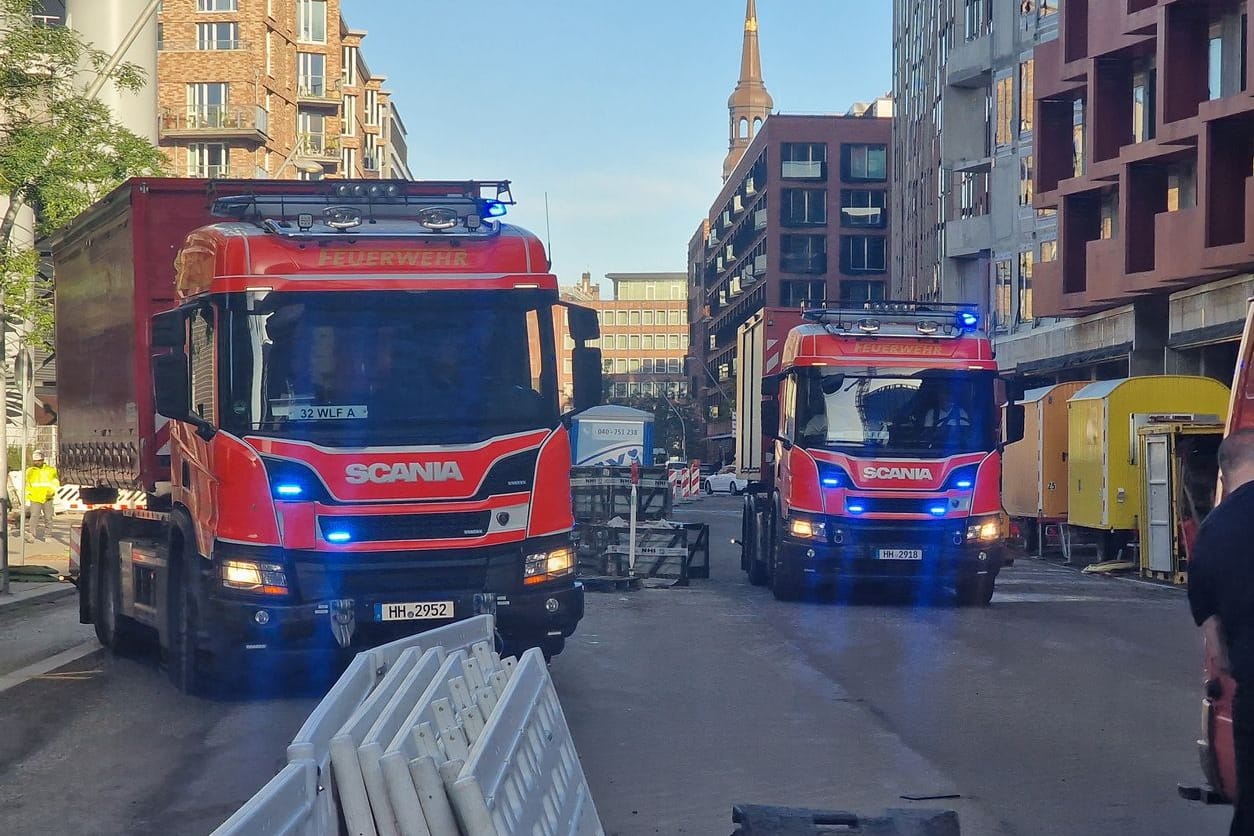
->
[160,105,268,135]
[297,76,338,99]
[296,133,339,157]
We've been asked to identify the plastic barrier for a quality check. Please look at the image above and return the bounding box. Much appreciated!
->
[449,649,602,836]
[212,759,320,836]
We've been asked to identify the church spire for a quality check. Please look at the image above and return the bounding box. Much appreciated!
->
[723,0,773,181]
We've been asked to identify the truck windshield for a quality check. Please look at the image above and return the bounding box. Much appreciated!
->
[222,289,559,444]
[793,366,996,458]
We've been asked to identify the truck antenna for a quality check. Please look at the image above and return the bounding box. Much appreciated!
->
[544,192,553,271]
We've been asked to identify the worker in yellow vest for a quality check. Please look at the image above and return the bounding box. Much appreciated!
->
[25,451,59,542]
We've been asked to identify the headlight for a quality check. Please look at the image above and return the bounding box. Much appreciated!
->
[965,514,1005,543]
[221,559,290,595]
[524,547,574,585]
[789,513,827,540]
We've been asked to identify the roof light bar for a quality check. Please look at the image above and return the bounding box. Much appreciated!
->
[803,299,982,339]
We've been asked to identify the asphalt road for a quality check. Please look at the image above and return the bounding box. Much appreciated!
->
[0,495,1233,835]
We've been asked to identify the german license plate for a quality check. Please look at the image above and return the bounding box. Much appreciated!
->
[877,549,923,560]
[374,600,454,621]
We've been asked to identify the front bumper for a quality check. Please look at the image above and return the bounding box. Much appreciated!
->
[777,517,1005,583]
[201,539,585,657]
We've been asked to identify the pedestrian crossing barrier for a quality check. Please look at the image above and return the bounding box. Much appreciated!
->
[213,614,603,836]
[576,519,710,586]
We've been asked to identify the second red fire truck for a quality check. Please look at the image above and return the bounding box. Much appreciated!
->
[738,302,1016,604]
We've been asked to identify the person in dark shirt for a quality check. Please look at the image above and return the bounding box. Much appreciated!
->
[1189,429,1254,835]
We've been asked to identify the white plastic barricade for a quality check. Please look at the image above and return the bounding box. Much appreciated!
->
[329,647,445,836]
[210,759,319,836]
[449,649,603,836]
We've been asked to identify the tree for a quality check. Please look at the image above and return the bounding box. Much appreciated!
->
[0,0,167,349]
[616,395,702,462]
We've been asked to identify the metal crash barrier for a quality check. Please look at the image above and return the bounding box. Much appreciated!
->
[577,519,710,587]
[211,615,603,836]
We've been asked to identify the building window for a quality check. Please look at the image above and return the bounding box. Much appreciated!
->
[1039,239,1057,262]
[616,311,628,326]
[668,335,681,350]
[667,310,682,325]
[297,0,327,43]
[780,280,826,307]
[957,171,989,218]
[780,234,827,273]
[1167,159,1197,211]
[298,52,326,97]
[1019,250,1034,322]
[342,96,356,136]
[265,31,273,75]
[669,358,682,374]
[196,22,238,49]
[839,280,885,303]
[965,0,989,39]
[186,82,228,126]
[615,335,627,350]
[1019,155,1034,205]
[642,310,654,325]
[629,359,641,374]
[365,89,379,125]
[995,74,1014,146]
[188,142,228,178]
[842,235,887,273]
[1072,98,1086,177]
[341,145,357,174]
[614,382,627,398]
[993,259,1012,331]
[297,111,326,154]
[781,189,827,226]
[780,142,827,179]
[1019,59,1034,134]
[1210,22,1225,100]
[843,144,888,180]
[643,358,654,374]
[615,359,627,374]
[196,0,236,10]
[1100,190,1119,239]
[342,46,358,86]
[841,190,887,227]
[630,335,640,350]
[1132,57,1156,143]
[643,335,654,349]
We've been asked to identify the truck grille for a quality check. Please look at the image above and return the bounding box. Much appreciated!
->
[292,545,519,599]
[832,518,965,548]
[318,511,492,543]
[845,497,950,516]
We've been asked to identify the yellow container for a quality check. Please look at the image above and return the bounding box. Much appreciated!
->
[1067,376,1230,532]
[1003,381,1088,521]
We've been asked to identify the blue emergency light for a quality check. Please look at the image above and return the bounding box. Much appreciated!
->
[326,530,352,544]
[956,311,979,329]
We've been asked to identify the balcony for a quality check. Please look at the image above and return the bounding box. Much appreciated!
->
[1085,237,1125,305]
[781,161,825,180]
[189,164,270,180]
[363,154,380,172]
[159,106,268,141]
[745,177,756,196]
[945,31,992,88]
[297,76,341,107]
[753,208,767,231]
[944,214,992,257]
[752,253,767,275]
[1153,207,1216,287]
[295,133,340,163]
[733,195,743,214]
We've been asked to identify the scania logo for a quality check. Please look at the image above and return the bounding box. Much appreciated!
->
[862,466,934,481]
[345,462,465,484]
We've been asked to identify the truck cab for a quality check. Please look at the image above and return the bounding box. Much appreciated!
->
[740,302,1016,604]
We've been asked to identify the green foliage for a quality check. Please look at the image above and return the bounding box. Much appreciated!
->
[0,0,168,349]
[613,395,702,460]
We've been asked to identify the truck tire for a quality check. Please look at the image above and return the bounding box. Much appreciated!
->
[769,507,804,601]
[742,496,768,586]
[956,575,995,607]
[94,534,143,654]
[166,532,220,696]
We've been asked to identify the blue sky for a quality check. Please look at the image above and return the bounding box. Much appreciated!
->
[342,1,892,288]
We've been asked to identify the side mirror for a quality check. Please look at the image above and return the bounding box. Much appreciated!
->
[152,353,216,441]
[572,346,602,412]
[1004,402,1025,445]
[762,398,780,440]
[564,303,600,344]
[153,353,190,421]
[762,374,780,397]
[151,308,186,349]
[820,374,846,395]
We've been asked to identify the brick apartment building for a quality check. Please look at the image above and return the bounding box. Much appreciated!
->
[688,1,891,460]
[1019,0,1254,386]
[555,273,690,410]
[153,0,410,180]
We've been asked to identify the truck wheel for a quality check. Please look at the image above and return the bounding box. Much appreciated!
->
[94,536,142,654]
[168,558,214,695]
[956,575,995,607]
[743,497,768,585]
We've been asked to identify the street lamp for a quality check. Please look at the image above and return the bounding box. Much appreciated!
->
[661,391,687,460]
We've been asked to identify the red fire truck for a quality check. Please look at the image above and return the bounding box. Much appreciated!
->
[739,302,1016,604]
[49,178,599,692]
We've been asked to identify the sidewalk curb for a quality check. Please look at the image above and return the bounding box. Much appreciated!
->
[0,581,76,611]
